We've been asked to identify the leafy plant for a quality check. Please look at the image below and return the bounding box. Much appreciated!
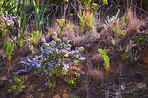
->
[105,9,120,25]
[3,40,15,60]
[78,1,99,30]
[112,40,116,45]
[67,79,78,88]
[19,38,24,47]
[63,0,68,2]
[113,27,121,34]
[29,45,35,54]
[28,30,42,46]
[113,27,127,36]
[121,49,131,59]
[98,49,110,69]
[92,3,99,8]
[70,95,79,98]
[133,32,148,43]
[47,76,56,91]
[121,16,125,25]
[0,0,16,15]
[57,19,66,37]
[102,0,108,5]
[16,32,85,89]
[36,86,44,97]
[8,76,25,95]
[21,32,85,75]
[36,88,42,97]
[121,30,126,36]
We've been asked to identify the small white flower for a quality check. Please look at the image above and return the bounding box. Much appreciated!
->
[64,53,69,57]
[52,32,57,38]
[79,57,85,61]
[41,38,46,43]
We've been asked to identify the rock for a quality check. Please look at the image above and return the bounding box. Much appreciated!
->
[53,94,61,98]
[62,94,69,98]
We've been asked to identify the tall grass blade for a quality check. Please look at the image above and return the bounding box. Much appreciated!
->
[39,1,49,27]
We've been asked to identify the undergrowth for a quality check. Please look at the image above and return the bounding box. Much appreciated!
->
[0,0,148,98]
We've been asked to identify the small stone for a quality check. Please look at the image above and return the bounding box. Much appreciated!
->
[53,94,61,98]
[63,89,67,94]
[62,94,69,98]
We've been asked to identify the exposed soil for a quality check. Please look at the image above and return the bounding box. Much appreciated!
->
[0,1,148,98]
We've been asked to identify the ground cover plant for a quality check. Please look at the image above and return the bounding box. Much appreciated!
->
[0,0,148,98]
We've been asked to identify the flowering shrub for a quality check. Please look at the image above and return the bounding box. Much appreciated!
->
[0,11,17,38]
[16,32,85,77]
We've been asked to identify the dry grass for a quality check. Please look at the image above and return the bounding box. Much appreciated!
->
[0,0,148,97]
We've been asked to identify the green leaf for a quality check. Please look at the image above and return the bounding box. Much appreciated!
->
[29,45,34,51]
[121,54,126,59]
[3,40,14,59]
[112,40,116,45]
[19,38,24,47]
[98,48,110,68]
[64,0,68,2]
[121,16,125,25]
[9,79,12,83]
[113,28,121,34]
[39,1,49,27]
[125,49,130,55]
[102,0,108,5]
[57,19,65,24]
[59,25,65,32]
[122,30,126,36]
[98,49,102,53]
[92,3,99,8]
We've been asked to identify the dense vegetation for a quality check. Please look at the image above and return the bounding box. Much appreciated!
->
[0,0,148,97]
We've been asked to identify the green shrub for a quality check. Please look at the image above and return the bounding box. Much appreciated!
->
[98,48,110,69]
[57,18,65,37]
[16,32,85,90]
[8,76,25,95]
[3,40,15,60]
[28,30,42,46]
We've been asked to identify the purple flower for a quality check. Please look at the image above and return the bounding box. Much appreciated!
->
[36,63,41,67]
[21,61,30,66]
[72,55,78,59]
[48,51,52,54]
[52,32,57,38]
[76,47,84,51]
[59,49,67,53]
[64,53,69,57]
[44,43,49,46]
[13,27,17,29]
[48,63,54,68]
[55,38,62,42]
[41,38,46,43]
[18,34,85,77]
[57,59,62,63]
[49,41,56,46]
[62,62,69,70]
[79,57,85,61]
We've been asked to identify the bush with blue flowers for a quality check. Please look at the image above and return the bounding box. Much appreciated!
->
[15,32,85,78]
